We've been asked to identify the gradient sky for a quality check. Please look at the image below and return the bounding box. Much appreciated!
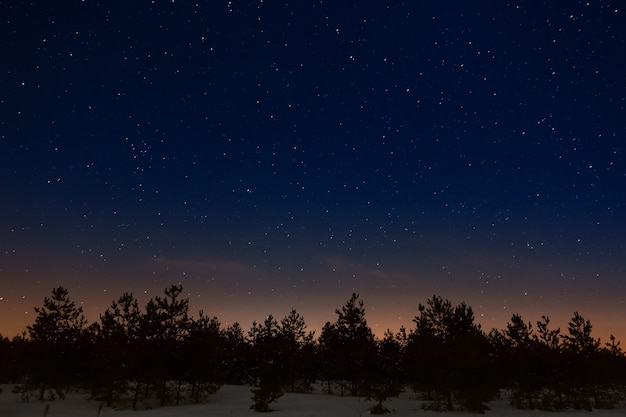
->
[1,1,625,343]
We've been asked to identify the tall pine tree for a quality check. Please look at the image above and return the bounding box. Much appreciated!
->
[23,287,88,400]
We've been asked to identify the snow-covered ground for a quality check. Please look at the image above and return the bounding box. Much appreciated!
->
[1,384,625,417]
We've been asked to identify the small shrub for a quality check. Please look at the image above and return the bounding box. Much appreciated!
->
[250,370,283,412]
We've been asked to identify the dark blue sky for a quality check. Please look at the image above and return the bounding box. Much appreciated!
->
[1,1,625,340]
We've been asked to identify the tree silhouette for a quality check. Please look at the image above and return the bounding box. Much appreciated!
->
[250,366,284,412]
[28,286,88,345]
[3,287,626,413]
[561,312,602,410]
[406,296,456,409]
[605,335,623,356]
[535,315,561,350]
[22,286,88,400]
[595,335,626,408]
[563,311,600,356]
[324,293,377,396]
[532,315,565,410]
[247,315,281,371]
[365,330,404,414]
[143,284,191,406]
[505,314,533,349]
[91,292,143,407]
[501,313,542,409]
[218,322,248,384]
[279,309,316,392]
[406,295,495,412]
[247,315,284,411]
[317,321,341,394]
[184,311,222,403]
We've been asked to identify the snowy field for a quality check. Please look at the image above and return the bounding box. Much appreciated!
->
[1,384,625,417]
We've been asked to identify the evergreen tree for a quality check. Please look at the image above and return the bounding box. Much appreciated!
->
[22,286,88,400]
[160,284,190,405]
[247,315,284,411]
[534,315,561,351]
[345,293,377,395]
[317,321,341,394]
[595,335,626,408]
[279,309,316,392]
[222,322,249,384]
[91,292,143,408]
[563,312,600,356]
[365,330,404,414]
[561,312,601,410]
[316,294,377,396]
[331,293,377,396]
[140,284,190,406]
[406,296,455,410]
[250,366,284,412]
[406,295,495,412]
[533,315,565,410]
[604,334,622,356]
[183,311,222,403]
[247,315,282,372]
[28,286,88,344]
[505,314,533,349]
[502,314,542,409]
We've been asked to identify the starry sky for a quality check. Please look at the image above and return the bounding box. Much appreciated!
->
[1,1,625,342]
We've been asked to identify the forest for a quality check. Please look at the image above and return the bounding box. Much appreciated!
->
[0,285,624,414]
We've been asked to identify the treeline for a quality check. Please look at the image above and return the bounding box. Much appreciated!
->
[0,285,625,413]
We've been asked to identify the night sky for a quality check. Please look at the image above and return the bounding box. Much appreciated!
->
[2,1,625,342]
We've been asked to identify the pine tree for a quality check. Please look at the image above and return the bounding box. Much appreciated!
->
[23,286,88,400]
[140,285,190,406]
[365,330,404,414]
[333,293,377,396]
[161,284,190,405]
[561,312,601,410]
[247,315,284,411]
[28,286,87,344]
[317,321,340,394]
[250,366,284,412]
[248,315,281,372]
[563,312,600,356]
[503,314,541,409]
[533,315,565,410]
[91,292,142,407]
[184,311,222,403]
[604,335,622,356]
[534,315,561,351]
[505,314,533,349]
[406,295,494,412]
[279,309,315,392]
[222,322,248,384]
